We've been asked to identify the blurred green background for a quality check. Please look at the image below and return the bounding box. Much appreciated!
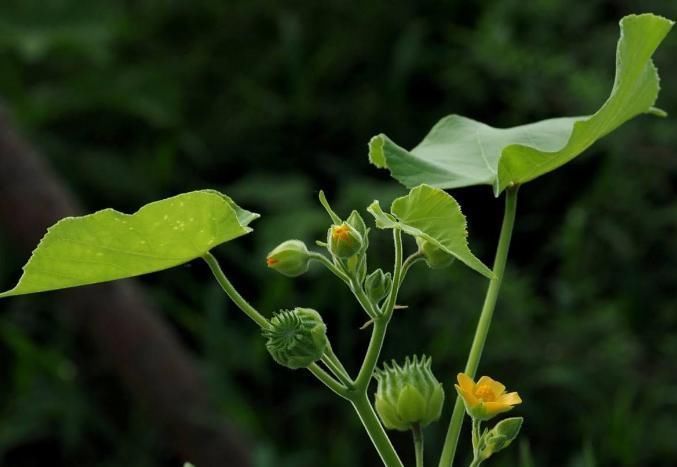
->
[0,1,676,466]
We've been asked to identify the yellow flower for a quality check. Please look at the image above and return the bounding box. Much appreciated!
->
[455,373,522,421]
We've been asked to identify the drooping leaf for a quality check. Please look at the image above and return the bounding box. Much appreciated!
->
[0,190,259,297]
[367,185,493,278]
[369,13,674,195]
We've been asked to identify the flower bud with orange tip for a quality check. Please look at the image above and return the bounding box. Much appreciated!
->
[327,223,363,258]
[266,240,310,277]
[455,373,522,421]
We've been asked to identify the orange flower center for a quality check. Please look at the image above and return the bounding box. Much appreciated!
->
[266,257,279,267]
[474,384,497,402]
[332,225,351,241]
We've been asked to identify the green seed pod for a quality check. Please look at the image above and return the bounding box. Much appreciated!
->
[266,240,311,277]
[374,355,445,431]
[364,268,392,303]
[416,237,455,269]
[263,308,328,369]
[327,223,363,258]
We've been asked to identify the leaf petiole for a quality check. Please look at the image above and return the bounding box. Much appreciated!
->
[437,186,518,467]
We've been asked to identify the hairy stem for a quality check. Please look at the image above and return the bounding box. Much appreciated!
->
[400,251,424,285]
[308,363,349,399]
[202,252,270,329]
[309,252,351,283]
[325,344,354,384]
[437,186,518,467]
[351,394,405,467]
[355,229,403,389]
[413,423,425,467]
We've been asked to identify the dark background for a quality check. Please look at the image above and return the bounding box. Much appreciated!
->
[0,1,676,466]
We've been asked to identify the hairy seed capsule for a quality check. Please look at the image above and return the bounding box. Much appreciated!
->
[263,308,328,369]
[374,355,445,431]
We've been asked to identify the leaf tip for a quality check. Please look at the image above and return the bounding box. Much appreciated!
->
[368,134,387,168]
[648,106,668,117]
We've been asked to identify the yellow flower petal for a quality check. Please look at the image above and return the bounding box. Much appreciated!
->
[455,384,480,407]
[476,376,506,396]
[499,391,522,406]
[483,401,515,416]
[457,373,476,393]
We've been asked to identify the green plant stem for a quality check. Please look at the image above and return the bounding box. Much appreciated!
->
[351,393,405,467]
[325,344,354,384]
[203,250,403,466]
[383,229,404,320]
[470,418,481,462]
[309,252,351,283]
[437,186,519,467]
[352,278,380,318]
[311,252,378,317]
[321,355,353,388]
[355,229,403,389]
[400,252,425,285]
[308,363,349,399]
[413,424,425,467]
[202,252,270,329]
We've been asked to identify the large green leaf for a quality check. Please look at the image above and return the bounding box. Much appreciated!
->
[0,190,259,297]
[367,185,493,278]
[369,13,674,195]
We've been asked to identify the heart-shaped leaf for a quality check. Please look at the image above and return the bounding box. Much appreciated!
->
[369,13,673,195]
[0,190,259,297]
[367,185,492,278]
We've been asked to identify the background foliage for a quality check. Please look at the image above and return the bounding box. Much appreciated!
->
[0,1,676,466]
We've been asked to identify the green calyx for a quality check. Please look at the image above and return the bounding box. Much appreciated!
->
[328,222,364,259]
[374,355,445,431]
[266,240,311,277]
[263,308,328,369]
[416,237,455,269]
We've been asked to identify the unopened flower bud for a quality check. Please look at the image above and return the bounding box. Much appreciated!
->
[416,237,455,269]
[328,223,363,258]
[480,417,523,460]
[266,240,310,277]
[374,355,445,431]
[263,308,328,369]
[364,269,392,303]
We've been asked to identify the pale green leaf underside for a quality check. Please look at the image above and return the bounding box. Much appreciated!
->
[369,14,674,195]
[0,190,259,297]
[367,185,493,278]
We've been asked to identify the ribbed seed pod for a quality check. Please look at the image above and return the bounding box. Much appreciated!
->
[263,308,328,370]
[374,355,445,431]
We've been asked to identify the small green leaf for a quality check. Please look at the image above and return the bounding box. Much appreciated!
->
[367,185,493,278]
[0,190,259,297]
[369,14,673,195]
